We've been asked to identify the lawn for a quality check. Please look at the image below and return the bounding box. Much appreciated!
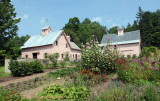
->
[0,66,11,78]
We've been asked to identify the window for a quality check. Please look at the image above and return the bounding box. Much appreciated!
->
[26,55,28,58]
[62,54,64,59]
[55,41,58,46]
[73,54,74,58]
[114,45,117,50]
[75,54,77,59]
[44,53,48,58]
[66,43,68,48]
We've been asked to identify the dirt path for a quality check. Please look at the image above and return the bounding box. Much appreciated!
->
[21,78,65,98]
[0,68,64,87]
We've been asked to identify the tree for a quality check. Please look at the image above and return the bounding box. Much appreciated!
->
[63,17,80,32]
[136,6,143,25]
[108,26,118,34]
[0,0,20,65]
[4,35,30,59]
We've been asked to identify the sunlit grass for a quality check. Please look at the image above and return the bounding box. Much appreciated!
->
[0,66,11,78]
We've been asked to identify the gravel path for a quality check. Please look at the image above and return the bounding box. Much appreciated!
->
[21,78,65,98]
[0,68,61,87]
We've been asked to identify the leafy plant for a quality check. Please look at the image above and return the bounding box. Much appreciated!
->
[0,88,22,101]
[47,67,81,78]
[37,84,90,100]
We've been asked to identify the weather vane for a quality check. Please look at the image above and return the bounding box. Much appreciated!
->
[45,19,48,26]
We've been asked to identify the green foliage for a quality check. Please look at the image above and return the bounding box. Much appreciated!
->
[93,81,160,101]
[47,67,81,78]
[0,0,21,65]
[108,26,118,34]
[47,53,59,68]
[31,59,44,73]
[63,17,107,47]
[9,60,33,76]
[9,59,44,77]
[140,46,160,58]
[0,88,22,101]
[37,84,90,100]
[59,61,66,68]
[64,52,70,61]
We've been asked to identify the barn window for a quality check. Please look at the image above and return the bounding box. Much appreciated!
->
[44,53,48,58]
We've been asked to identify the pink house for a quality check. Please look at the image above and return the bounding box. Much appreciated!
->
[21,26,81,60]
[99,27,141,57]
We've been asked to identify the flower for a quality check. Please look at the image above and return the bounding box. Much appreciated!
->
[152,67,155,69]
[157,69,159,71]
[143,57,146,59]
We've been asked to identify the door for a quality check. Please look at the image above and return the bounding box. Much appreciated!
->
[33,53,37,59]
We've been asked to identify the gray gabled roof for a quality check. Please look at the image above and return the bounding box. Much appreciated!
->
[101,30,140,45]
[70,42,81,50]
[21,30,63,49]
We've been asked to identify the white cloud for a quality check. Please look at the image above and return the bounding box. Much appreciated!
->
[112,23,118,27]
[22,14,28,20]
[92,17,103,22]
[106,19,112,23]
[40,17,47,25]
[16,14,29,20]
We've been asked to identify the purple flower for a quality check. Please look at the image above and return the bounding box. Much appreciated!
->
[143,57,146,59]
[157,69,159,71]
[152,67,155,69]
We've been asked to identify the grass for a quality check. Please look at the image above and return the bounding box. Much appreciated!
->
[0,66,11,78]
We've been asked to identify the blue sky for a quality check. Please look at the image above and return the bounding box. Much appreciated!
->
[11,0,160,36]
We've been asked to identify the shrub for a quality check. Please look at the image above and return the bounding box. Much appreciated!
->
[37,84,90,100]
[9,59,44,77]
[81,39,120,73]
[47,53,59,68]
[64,52,70,61]
[9,60,33,76]
[31,59,44,73]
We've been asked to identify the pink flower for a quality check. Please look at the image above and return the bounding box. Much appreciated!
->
[152,67,155,69]
[157,69,159,71]
[108,37,111,39]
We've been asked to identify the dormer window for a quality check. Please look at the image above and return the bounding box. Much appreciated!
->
[56,41,58,46]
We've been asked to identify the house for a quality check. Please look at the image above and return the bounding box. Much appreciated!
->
[99,27,141,57]
[21,26,81,60]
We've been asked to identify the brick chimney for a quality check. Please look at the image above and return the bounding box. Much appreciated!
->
[41,26,52,35]
[117,27,124,36]
[66,36,70,43]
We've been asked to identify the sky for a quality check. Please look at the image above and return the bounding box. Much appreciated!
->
[11,0,160,36]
